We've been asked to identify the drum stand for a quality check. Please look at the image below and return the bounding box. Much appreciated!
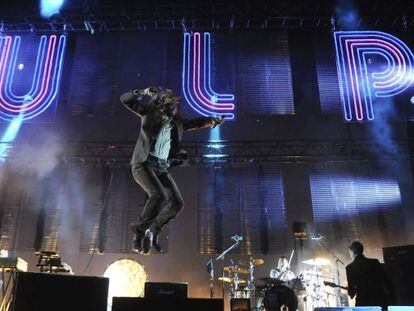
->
[215,239,241,300]
[247,257,257,311]
[314,235,346,307]
[206,259,214,299]
[229,261,237,299]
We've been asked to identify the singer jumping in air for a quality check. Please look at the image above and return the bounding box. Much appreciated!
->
[120,87,225,254]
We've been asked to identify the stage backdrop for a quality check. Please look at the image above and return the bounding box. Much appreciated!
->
[0,29,413,299]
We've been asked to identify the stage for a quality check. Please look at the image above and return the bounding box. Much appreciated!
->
[0,0,414,310]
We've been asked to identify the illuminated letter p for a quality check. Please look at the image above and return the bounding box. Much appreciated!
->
[334,31,414,121]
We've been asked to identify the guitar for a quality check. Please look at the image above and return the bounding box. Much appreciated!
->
[324,281,348,291]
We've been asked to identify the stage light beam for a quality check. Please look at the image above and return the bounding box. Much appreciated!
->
[310,174,401,222]
[0,114,23,161]
[40,0,65,19]
[203,126,228,159]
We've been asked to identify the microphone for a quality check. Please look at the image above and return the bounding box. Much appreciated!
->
[212,115,225,129]
[231,235,243,242]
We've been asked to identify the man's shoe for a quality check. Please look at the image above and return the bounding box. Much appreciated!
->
[142,229,153,254]
[131,235,144,254]
[152,233,164,253]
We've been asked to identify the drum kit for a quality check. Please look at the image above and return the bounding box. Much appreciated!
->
[218,256,339,311]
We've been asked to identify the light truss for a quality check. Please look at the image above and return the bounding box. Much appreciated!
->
[1,1,414,33]
[0,139,412,166]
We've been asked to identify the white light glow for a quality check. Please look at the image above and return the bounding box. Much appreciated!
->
[103,258,147,307]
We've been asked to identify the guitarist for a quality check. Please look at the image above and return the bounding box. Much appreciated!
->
[346,241,396,309]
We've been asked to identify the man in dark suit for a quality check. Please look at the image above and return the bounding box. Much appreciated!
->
[120,87,224,254]
[346,241,396,309]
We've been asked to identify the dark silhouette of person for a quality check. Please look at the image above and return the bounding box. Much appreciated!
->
[346,241,396,309]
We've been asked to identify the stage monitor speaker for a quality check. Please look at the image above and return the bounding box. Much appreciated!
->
[112,297,223,311]
[12,272,109,311]
[315,307,414,311]
[384,262,414,305]
[144,282,188,299]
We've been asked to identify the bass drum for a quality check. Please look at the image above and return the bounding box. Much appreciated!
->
[264,284,298,311]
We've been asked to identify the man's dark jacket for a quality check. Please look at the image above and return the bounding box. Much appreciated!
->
[346,255,396,307]
[120,90,213,165]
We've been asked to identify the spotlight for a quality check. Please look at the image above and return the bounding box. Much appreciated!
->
[203,125,229,161]
[208,143,224,149]
[181,17,187,32]
[83,20,95,35]
[330,14,336,32]
[40,0,65,19]
[229,16,235,31]
[402,15,408,30]
[410,96,414,104]
[17,63,24,70]
[203,154,228,158]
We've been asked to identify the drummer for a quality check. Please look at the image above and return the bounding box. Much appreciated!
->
[270,256,295,282]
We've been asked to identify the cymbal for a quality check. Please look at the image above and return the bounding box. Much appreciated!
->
[218,277,247,284]
[304,273,334,280]
[238,258,265,266]
[223,266,249,274]
[302,258,331,267]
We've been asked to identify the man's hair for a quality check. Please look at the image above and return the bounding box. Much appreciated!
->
[349,241,364,255]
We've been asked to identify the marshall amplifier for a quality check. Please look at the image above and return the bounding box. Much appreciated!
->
[144,282,188,299]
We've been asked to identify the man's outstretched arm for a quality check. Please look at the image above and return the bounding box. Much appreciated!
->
[182,116,224,131]
[120,88,156,117]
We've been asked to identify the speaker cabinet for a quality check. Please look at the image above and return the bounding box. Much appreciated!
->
[12,272,108,311]
[314,308,381,311]
[112,297,223,311]
[383,245,414,264]
[384,262,414,305]
[144,282,188,299]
